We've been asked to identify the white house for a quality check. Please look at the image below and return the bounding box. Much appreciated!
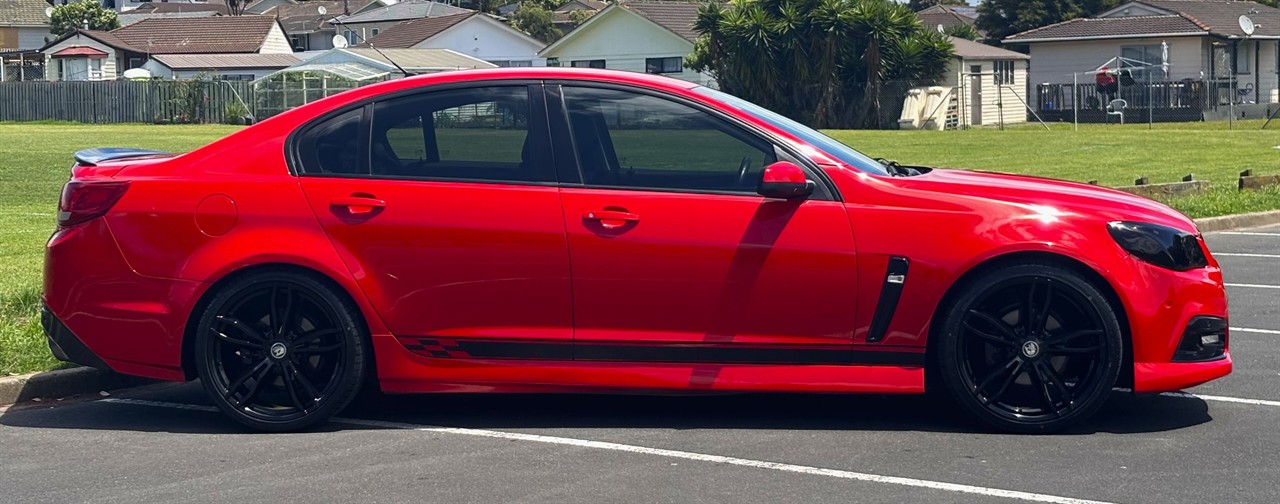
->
[942,37,1031,127]
[40,16,293,81]
[539,1,712,86]
[360,12,544,67]
[1005,0,1280,121]
[333,0,472,46]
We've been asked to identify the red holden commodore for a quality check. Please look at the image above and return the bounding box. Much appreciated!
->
[43,68,1230,433]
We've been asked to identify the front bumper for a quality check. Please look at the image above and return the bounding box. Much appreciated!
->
[41,304,110,371]
[1134,352,1233,392]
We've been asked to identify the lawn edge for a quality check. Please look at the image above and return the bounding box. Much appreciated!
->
[1195,210,1280,233]
[0,367,157,406]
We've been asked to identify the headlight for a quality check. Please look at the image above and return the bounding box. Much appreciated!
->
[1107,221,1208,271]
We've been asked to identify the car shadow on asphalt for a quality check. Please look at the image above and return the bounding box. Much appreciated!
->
[0,382,1212,436]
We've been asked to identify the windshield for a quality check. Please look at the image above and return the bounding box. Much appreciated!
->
[693,86,890,176]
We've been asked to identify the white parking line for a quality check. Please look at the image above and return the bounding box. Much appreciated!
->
[1214,232,1280,236]
[1214,253,1280,259]
[1225,283,1280,290]
[1232,327,1280,335]
[100,398,1114,504]
[1159,392,1280,408]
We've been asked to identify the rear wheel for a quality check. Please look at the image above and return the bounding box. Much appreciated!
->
[195,271,366,432]
[937,262,1123,433]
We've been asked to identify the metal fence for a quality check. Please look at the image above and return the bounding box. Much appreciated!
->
[1033,64,1276,128]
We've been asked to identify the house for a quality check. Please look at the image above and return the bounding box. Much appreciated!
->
[551,0,606,31]
[244,0,297,15]
[40,16,293,81]
[360,12,545,67]
[0,0,50,52]
[333,0,473,45]
[1005,0,1280,121]
[916,4,979,34]
[122,0,232,14]
[142,52,300,79]
[282,47,496,78]
[0,0,51,80]
[117,10,221,27]
[273,0,384,52]
[942,36,1031,127]
[539,0,710,85]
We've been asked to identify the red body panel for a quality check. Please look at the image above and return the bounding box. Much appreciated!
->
[41,68,1229,398]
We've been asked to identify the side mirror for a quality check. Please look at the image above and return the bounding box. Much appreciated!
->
[757,161,815,199]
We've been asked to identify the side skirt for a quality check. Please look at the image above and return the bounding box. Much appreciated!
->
[374,336,926,395]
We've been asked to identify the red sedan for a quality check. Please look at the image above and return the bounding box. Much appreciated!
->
[43,68,1230,433]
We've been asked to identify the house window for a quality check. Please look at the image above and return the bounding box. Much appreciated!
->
[1236,43,1251,74]
[1120,44,1162,68]
[89,58,102,79]
[345,30,359,45]
[218,74,255,81]
[645,56,682,74]
[571,59,605,69]
[128,57,143,69]
[371,28,380,37]
[546,57,560,67]
[290,34,309,51]
[994,60,1014,85]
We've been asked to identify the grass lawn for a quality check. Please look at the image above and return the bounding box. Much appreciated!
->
[2,121,1279,375]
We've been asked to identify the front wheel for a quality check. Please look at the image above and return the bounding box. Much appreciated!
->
[937,262,1123,433]
[195,271,367,432]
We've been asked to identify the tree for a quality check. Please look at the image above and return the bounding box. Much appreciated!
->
[941,22,980,41]
[976,0,1120,45]
[689,0,953,129]
[509,2,562,42]
[50,0,120,37]
[907,0,965,11]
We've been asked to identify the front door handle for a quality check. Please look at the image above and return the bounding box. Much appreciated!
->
[583,209,639,229]
[330,196,386,215]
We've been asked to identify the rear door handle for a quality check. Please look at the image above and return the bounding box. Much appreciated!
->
[583,210,639,229]
[330,196,386,215]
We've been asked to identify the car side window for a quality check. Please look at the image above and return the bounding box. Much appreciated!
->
[368,86,552,183]
[561,86,776,193]
[296,108,364,175]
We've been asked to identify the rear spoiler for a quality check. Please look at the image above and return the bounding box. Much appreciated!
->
[73,147,171,166]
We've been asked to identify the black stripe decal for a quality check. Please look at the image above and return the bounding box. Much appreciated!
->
[866,256,910,343]
[398,337,924,366]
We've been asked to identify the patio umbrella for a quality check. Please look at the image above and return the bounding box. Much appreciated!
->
[1161,41,1169,78]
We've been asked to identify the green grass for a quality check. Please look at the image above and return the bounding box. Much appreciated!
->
[0,124,240,375]
[1,121,1278,375]
[825,120,1280,216]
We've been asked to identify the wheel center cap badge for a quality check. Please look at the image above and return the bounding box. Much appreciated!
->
[269,342,287,359]
[1021,341,1041,359]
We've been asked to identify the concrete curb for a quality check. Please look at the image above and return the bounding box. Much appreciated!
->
[0,367,156,406]
[1195,210,1280,233]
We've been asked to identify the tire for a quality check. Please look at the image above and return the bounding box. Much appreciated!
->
[937,261,1123,433]
[195,270,367,432]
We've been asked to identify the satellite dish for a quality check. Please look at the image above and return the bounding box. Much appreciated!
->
[1240,15,1257,36]
[317,5,326,15]
[937,24,945,34]
[44,6,53,18]
[332,34,349,48]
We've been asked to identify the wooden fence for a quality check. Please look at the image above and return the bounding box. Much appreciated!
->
[0,80,257,124]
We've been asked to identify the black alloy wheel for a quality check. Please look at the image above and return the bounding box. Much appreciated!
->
[938,262,1123,433]
[195,271,367,432]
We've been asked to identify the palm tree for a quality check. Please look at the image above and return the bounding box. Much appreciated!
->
[847,0,919,127]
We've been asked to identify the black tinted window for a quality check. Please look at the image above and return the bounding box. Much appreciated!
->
[369,86,552,183]
[562,87,776,193]
[296,108,364,175]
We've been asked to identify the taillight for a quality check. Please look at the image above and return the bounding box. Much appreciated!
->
[57,180,129,227]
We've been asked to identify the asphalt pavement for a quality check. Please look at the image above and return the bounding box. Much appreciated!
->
[3,225,1279,504]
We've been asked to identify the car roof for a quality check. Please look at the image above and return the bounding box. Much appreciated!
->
[390,67,700,91]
